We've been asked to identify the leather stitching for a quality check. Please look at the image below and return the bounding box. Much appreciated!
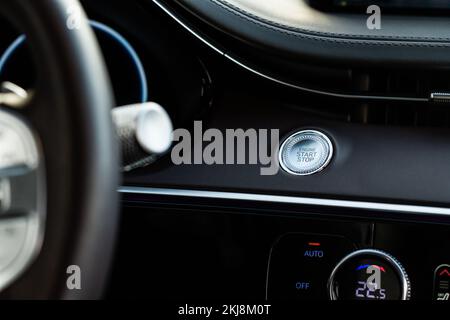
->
[208,0,450,46]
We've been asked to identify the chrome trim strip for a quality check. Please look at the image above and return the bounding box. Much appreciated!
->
[152,0,225,56]
[430,92,450,103]
[119,186,450,217]
[152,0,429,103]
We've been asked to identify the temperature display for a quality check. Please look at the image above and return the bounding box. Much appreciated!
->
[354,265,387,300]
[329,250,410,300]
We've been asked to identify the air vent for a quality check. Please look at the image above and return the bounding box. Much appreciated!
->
[347,69,450,128]
[350,69,450,99]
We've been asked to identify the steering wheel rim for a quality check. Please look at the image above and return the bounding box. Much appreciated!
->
[0,0,119,299]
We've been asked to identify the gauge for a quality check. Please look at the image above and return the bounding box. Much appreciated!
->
[0,20,148,106]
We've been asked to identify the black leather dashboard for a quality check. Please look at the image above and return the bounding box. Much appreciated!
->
[172,0,450,67]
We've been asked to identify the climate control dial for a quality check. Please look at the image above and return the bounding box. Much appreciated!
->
[328,249,411,300]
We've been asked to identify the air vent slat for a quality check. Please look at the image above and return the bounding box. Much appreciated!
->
[347,69,450,128]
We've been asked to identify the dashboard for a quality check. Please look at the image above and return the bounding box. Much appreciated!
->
[311,0,450,11]
[2,0,450,302]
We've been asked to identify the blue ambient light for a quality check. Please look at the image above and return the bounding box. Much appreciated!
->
[0,20,148,103]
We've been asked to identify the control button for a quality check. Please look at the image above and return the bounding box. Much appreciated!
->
[434,264,450,301]
[328,249,411,300]
[279,130,333,176]
[295,282,311,290]
[304,250,324,258]
[267,233,355,300]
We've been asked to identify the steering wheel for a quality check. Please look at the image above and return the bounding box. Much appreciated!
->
[0,0,119,299]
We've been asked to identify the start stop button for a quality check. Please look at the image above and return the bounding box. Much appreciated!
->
[279,130,333,176]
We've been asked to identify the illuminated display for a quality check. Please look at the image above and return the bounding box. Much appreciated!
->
[329,250,410,300]
[354,264,387,300]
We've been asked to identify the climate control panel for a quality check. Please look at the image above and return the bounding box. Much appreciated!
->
[266,233,449,301]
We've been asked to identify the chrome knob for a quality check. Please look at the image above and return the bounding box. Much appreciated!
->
[328,249,411,300]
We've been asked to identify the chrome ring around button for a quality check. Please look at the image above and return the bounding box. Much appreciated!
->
[279,130,333,176]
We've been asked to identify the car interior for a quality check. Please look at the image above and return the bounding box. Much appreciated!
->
[1,0,450,302]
